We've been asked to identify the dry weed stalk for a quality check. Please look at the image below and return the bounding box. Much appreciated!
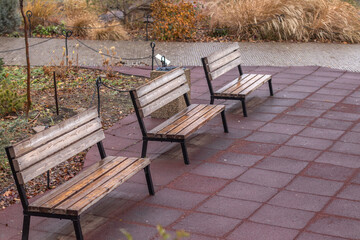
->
[205,0,360,42]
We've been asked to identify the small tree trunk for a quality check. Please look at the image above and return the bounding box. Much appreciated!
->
[19,0,31,116]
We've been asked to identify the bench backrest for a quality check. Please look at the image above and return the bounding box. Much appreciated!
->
[131,67,190,118]
[6,107,105,184]
[202,43,242,81]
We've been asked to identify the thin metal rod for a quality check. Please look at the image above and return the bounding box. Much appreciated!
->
[26,10,32,38]
[129,90,147,137]
[141,140,148,158]
[221,110,229,133]
[96,77,101,116]
[47,170,50,189]
[73,218,84,240]
[22,215,31,240]
[183,93,190,107]
[201,57,214,96]
[53,71,59,115]
[238,64,243,75]
[151,42,156,70]
[241,99,248,117]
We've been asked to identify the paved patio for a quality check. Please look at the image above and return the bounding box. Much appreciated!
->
[1,65,360,239]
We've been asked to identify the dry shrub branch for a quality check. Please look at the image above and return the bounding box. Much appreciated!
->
[205,0,360,43]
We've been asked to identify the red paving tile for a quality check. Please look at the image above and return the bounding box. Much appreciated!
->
[298,127,344,140]
[315,151,360,168]
[286,176,344,196]
[269,190,330,212]
[3,66,360,240]
[172,212,240,237]
[169,173,228,194]
[190,162,247,179]
[145,188,208,210]
[237,169,294,188]
[324,199,360,219]
[227,222,299,240]
[304,163,354,181]
[218,181,278,202]
[255,156,308,174]
[259,122,305,135]
[250,204,315,229]
[307,216,360,239]
[216,152,264,167]
[271,146,321,161]
[196,196,261,219]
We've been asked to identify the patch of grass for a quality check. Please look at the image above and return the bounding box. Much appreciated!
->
[204,0,360,43]
[24,0,60,27]
[92,22,129,40]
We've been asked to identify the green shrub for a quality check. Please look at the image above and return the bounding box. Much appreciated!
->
[0,58,4,72]
[0,80,25,116]
[0,0,20,34]
[33,24,66,36]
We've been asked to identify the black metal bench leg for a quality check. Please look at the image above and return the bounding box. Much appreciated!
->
[22,215,31,240]
[210,96,214,104]
[141,140,148,158]
[221,110,229,133]
[180,141,190,165]
[241,99,248,117]
[144,165,155,195]
[268,79,274,96]
[73,218,84,240]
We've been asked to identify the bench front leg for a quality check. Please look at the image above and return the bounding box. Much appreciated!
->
[144,165,155,195]
[180,141,190,165]
[241,99,248,117]
[22,215,31,240]
[221,110,229,133]
[73,217,84,240]
[268,79,274,96]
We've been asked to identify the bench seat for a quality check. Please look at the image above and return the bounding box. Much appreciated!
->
[148,104,225,140]
[215,74,272,98]
[28,156,150,216]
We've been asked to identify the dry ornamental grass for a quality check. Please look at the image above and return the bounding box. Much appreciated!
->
[205,0,360,43]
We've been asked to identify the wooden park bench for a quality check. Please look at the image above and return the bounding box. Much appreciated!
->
[129,67,229,165]
[5,107,154,240]
[202,43,274,117]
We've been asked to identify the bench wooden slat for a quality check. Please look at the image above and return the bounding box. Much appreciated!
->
[18,130,105,184]
[70,158,150,215]
[138,74,187,107]
[178,105,225,138]
[240,75,272,96]
[148,104,201,135]
[176,105,225,138]
[9,107,98,159]
[215,74,253,94]
[136,68,184,98]
[13,118,102,172]
[54,157,141,215]
[206,43,239,64]
[210,56,242,80]
[166,105,216,137]
[28,156,119,211]
[140,83,190,117]
[231,74,269,95]
[154,105,208,137]
[208,49,241,72]
[222,74,263,95]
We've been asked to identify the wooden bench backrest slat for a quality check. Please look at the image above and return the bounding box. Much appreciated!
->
[13,118,102,172]
[211,56,242,80]
[17,129,105,184]
[9,107,99,159]
[133,68,190,118]
[141,84,190,117]
[7,107,105,184]
[203,43,242,80]
[136,68,184,97]
[206,43,239,64]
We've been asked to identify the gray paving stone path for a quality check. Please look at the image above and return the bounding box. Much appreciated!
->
[1,37,360,72]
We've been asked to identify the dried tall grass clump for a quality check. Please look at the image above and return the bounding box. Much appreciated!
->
[91,23,129,41]
[24,0,60,26]
[68,13,97,38]
[205,0,360,43]
[63,0,88,18]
